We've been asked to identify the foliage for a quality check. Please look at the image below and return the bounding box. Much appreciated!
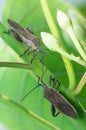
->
[0,0,86,130]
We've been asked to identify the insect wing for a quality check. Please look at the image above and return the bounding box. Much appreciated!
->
[7,19,39,49]
[7,19,31,39]
[8,19,25,31]
[44,86,77,118]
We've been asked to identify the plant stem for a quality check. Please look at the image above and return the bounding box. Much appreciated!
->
[0,62,32,70]
[40,0,76,91]
[55,47,86,67]
[0,95,60,130]
[66,27,86,61]
[74,72,86,95]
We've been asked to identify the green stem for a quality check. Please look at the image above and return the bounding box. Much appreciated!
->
[74,72,86,95]
[55,47,86,67]
[0,62,32,70]
[67,27,86,61]
[40,0,76,91]
[0,94,60,130]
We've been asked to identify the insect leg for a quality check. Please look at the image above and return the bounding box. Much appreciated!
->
[30,49,38,64]
[20,47,31,57]
[3,29,23,42]
[39,50,45,64]
[49,75,61,89]
[26,27,34,34]
[49,75,56,86]
[39,50,45,75]
[3,29,11,34]
[51,104,60,117]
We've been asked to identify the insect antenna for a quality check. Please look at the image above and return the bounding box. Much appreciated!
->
[21,84,40,101]
[21,75,43,101]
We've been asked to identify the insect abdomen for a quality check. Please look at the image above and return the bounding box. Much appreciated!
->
[44,86,77,118]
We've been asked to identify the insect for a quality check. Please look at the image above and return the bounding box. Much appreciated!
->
[21,75,77,118]
[4,19,44,63]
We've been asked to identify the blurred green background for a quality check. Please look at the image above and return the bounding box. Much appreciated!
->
[0,0,86,130]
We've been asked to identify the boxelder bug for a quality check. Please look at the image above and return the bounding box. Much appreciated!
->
[21,75,77,118]
[4,19,44,64]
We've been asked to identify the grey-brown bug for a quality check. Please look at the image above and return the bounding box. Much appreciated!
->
[21,75,77,118]
[4,19,44,63]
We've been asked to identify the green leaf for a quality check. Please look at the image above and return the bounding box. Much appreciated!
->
[0,0,86,130]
